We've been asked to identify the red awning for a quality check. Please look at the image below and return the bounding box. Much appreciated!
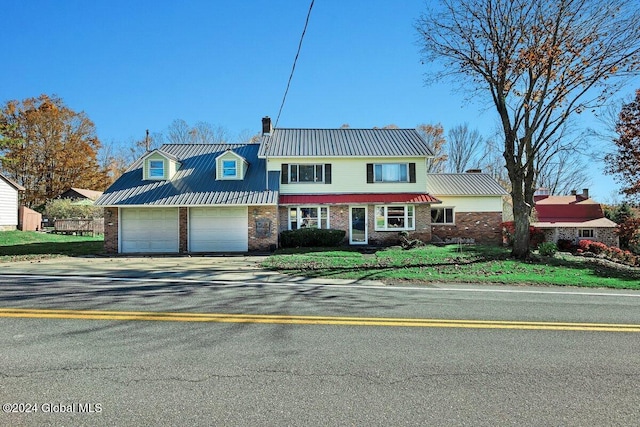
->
[279,193,441,205]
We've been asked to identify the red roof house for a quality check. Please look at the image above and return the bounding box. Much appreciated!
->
[532,189,618,247]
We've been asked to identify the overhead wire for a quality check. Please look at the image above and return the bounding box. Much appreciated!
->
[274,0,315,129]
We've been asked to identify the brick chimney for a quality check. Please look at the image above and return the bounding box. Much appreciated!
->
[262,116,272,135]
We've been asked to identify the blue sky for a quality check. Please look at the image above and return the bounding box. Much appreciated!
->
[3,0,636,201]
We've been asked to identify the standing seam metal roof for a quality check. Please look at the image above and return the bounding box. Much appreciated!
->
[426,173,508,196]
[259,128,436,157]
[95,144,279,206]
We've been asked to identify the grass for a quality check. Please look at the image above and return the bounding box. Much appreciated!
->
[261,245,640,290]
[0,231,104,262]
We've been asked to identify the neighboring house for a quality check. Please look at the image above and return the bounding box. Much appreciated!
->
[0,172,24,231]
[426,172,508,244]
[58,187,104,202]
[96,117,507,254]
[531,189,619,247]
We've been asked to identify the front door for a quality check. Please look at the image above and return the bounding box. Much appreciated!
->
[349,206,367,245]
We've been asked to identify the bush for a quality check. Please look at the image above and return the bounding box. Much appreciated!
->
[280,228,346,248]
[557,239,574,251]
[45,199,103,219]
[538,242,557,257]
[501,221,545,248]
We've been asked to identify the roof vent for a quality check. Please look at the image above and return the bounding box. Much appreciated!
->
[465,169,482,173]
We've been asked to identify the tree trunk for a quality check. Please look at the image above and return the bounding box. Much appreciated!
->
[507,157,532,259]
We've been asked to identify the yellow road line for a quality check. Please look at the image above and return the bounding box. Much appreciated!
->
[0,308,639,332]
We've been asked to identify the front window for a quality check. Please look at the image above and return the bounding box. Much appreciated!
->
[289,164,324,183]
[289,206,329,229]
[375,205,414,231]
[578,229,594,238]
[374,164,408,182]
[222,160,237,178]
[431,207,454,224]
[149,160,164,178]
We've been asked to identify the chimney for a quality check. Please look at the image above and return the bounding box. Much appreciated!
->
[582,188,589,199]
[262,116,272,135]
[570,190,577,196]
[465,169,482,173]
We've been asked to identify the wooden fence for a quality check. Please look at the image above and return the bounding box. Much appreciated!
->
[54,218,104,236]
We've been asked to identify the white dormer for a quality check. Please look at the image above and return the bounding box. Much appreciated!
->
[142,150,181,181]
[216,150,249,180]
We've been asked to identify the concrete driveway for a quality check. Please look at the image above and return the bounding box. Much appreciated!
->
[0,255,385,286]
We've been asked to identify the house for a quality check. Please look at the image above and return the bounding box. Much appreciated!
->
[531,189,619,247]
[58,187,104,202]
[96,117,506,253]
[0,172,24,231]
[425,172,508,244]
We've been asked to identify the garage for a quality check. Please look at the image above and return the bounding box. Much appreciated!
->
[189,207,248,252]
[120,208,179,253]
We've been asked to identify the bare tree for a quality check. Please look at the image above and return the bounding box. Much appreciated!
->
[446,123,483,172]
[165,119,192,144]
[416,123,448,172]
[417,0,640,258]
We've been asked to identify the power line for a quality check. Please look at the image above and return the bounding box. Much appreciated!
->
[274,0,315,129]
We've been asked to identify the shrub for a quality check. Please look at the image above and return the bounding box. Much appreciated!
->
[538,242,557,257]
[45,199,103,219]
[280,228,346,248]
[501,221,545,248]
[557,239,574,251]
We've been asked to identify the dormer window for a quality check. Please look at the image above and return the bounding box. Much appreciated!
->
[222,160,237,178]
[149,160,165,178]
[216,150,248,180]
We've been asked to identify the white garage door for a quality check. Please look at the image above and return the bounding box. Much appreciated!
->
[189,207,248,252]
[121,208,179,253]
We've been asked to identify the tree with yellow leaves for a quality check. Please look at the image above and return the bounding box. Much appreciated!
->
[0,94,109,208]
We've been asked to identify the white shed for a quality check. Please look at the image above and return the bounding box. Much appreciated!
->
[0,173,24,231]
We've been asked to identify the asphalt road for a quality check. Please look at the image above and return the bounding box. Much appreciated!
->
[1,275,639,426]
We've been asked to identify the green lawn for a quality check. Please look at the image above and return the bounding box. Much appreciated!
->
[261,245,640,290]
[0,231,104,262]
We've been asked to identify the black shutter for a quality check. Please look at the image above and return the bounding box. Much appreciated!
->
[409,163,416,183]
[366,164,374,183]
[324,164,331,184]
[281,164,288,184]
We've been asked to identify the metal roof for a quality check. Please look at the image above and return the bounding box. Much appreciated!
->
[426,173,508,196]
[279,193,441,205]
[259,128,436,158]
[95,143,279,206]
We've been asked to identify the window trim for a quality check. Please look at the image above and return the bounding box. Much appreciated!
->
[578,229,595,238]
[374,205,415,231]
[367,163,416,183]
[289,164,325,183]
[222,159,238,178]
[148,160,165,179]
[288,206,330,230]
[431,207,455,225]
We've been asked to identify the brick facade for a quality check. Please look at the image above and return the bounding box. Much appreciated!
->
[248,206,279,251]
[431,211,503,245]
[179,207,188,253]
[104,207,118,253]
[278,204,432,247]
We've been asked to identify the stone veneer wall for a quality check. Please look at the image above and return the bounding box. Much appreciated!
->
[431,211,503,245]
[540,227,619,248]
[249,206,279,251]
[104,207,118,253]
